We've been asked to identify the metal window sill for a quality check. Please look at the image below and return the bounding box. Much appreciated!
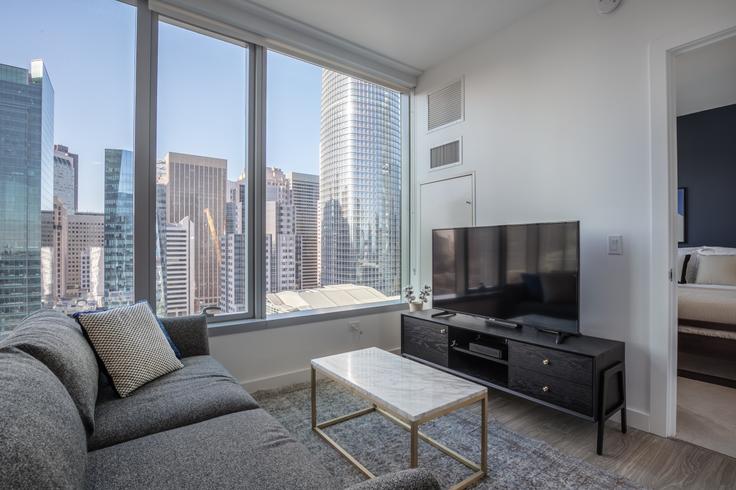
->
[207,300,408,336]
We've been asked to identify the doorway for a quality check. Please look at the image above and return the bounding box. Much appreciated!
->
[649,18,736,440]
[671,34,736,458]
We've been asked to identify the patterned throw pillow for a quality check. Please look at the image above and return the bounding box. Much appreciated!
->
[76,303,183,397]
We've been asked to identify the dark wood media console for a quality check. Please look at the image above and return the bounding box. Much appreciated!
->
[401,310,627,454]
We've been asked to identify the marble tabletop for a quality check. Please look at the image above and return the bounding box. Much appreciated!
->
[311,347,486,423]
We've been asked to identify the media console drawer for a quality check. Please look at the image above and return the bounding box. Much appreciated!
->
[401,317,448,367]
[508,340,592,386]
[509,367,593,416]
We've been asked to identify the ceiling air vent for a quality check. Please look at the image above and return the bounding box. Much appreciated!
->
[430,139,461,170]
[427,78,464,131]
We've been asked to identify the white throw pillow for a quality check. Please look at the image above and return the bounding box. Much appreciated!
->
[76,303,183,397]
[695,255,736,286]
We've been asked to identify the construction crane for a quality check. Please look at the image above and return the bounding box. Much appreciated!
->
[203,208,222,265]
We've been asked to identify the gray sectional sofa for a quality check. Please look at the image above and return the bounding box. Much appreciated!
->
[0,310,440,489]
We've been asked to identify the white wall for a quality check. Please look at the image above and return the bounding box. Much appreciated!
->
[412,0,736,432]
[209,310,402,391]
[675,34,736,116]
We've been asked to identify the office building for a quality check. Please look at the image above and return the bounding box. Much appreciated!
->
[265,167,297,293]
[288,172,320,290]
[161,152,226,313]
[0,60,54,331]
[319,70,402,296]
[104,149,134,307]
[53,145,78,213]
[161,217,195,316]
[67,212,104,300]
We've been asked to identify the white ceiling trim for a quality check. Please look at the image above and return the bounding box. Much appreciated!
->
[150,0,421,91]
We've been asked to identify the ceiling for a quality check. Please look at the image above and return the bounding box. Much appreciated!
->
[249,0,553,71]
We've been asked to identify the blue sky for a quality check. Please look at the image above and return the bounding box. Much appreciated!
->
[2,0,322,213]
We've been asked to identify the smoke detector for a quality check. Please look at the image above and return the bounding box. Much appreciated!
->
[597,0,622,14]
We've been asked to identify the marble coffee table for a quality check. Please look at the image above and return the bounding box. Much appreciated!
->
[311,347,488,489]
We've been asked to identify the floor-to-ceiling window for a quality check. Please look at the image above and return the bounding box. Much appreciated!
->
[0,0,408,332]
[0,0,136,333]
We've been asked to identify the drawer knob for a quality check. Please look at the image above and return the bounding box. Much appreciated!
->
[439,328,447,334]
[542,385,550,393]
[542,359,550,366]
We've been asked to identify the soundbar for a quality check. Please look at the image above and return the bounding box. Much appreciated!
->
[468,342,504,359]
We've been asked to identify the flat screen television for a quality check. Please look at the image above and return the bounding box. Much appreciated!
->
[432,221,580,336]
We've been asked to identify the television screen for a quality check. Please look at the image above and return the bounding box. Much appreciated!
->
[432,221,579,334]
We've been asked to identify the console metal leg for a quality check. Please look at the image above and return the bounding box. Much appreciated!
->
[596,421,604,455]
[310,366,316,429]
[410,422,419,468]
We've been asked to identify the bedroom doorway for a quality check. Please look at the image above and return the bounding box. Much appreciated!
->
[671,33,736,458]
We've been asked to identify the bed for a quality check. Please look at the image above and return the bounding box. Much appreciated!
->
[677,253,736,388]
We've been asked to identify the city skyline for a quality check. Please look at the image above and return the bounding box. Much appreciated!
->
[3,1,324,215]
[1,49,401,328]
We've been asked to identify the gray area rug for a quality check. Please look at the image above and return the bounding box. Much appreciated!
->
[253,380,641,489]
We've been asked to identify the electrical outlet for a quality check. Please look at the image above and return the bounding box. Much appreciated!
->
[608,235,624,255]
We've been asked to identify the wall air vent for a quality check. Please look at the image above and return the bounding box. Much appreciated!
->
[427,78,464,131]
[430,139,462,170]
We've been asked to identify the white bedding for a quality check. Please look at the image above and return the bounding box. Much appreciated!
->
[678,283,736,326]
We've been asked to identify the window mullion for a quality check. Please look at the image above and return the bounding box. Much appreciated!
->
[250,44,267,319]
[133,0,158,306]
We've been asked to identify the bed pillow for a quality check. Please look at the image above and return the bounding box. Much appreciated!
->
[695,255,736,286]
[75,302,183,397]
[697,246,736,256]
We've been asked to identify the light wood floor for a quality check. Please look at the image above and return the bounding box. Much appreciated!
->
[487,388,736,489]
[677,377,736,459]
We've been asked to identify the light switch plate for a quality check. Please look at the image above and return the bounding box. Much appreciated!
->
[608,235,624,255]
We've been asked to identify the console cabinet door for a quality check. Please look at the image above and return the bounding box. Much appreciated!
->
[402,317,448,367]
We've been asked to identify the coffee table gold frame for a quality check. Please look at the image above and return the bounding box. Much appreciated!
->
[311,366,488,490]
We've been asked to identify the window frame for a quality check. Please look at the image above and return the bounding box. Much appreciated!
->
[132,1,410,330]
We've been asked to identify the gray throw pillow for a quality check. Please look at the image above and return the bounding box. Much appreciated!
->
[0,309,99,433]
[76,303,183,398]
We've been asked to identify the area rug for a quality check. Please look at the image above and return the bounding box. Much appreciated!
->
[252,380,642,489]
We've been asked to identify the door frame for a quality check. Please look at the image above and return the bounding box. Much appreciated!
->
[648,19,736,438]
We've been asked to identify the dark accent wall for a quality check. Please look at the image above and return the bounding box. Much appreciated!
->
[677,104,736,248]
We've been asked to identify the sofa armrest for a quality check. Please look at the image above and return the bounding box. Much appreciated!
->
[345,469,441,490]
[159,315,209,357]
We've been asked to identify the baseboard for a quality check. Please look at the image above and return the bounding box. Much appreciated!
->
[607,407,650,432]
[240,346,401,392]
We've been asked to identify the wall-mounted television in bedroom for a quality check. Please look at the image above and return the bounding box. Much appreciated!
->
[432,221,580,339]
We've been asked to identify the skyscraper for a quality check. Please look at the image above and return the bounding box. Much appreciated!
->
[0,60,54,332]
[67,212,104,301]
[161,152,226,312]
[40,198,68,304]
[104,149,134,306]
[220,178,247,313]
[53,144,79,213]
[161,217,195,316]
[319,71,402,296]
[265,167,296,293]
[288,172,320,289]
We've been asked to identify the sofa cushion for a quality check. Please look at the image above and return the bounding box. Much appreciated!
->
[76,302,183,397]
[86,409,335,489]
[89,355,259,450]
[0,348,87,489]
[0,309,99,433]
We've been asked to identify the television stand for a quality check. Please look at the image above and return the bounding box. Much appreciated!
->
[537,328,574,345]
[431,310,456,319]
[401,310,626,455]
